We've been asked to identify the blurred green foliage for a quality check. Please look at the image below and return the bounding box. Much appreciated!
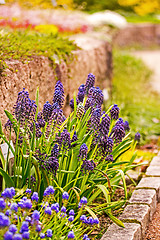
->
[107,49,160,144]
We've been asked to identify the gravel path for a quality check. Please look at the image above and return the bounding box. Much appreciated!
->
[133,50,160,94]
[144,202,160,239]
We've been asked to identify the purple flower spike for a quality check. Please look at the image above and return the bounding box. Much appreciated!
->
[123,121,130,131]
[62,191,69,200]
[78,143,88,160]
[106,154,114,162]
[135,132,141,141]
[42,101,53,122]
[85,73,95,94]
[31,192,39,202]
[0,198,6,210]
[81,159,96,174]
[80,197,87,205]
[46,229,52,238]
[68,231,75,239]
[4,231,13,240]
[110,104,119,120]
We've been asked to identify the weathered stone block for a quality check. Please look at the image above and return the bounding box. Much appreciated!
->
[149,156,160,166]
[101,222,142,240]
[119,204,150,238]
[0,35,112,126]
[146,166,160,177]
[136,177,160,201]
[129,189,156,220]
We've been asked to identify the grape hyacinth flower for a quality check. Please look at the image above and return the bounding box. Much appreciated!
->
[81,159,96,174]
[51,144,59,158]
[85,73,95,94]
[4,231,13,240]
[71,131,78,144]
[43,155,59,177]
[69,209,75,216]
[123,121,130,131]
[106,154,114,162]
[90,107,101,129]
[26,189,31,195]
[37,112,45,128]
[55,80,64,96]
[46,229,53,238]
[78,84,85,102]
[32,210,40,221]
[99,114,111,135]
[49,106,64,127]
[30,122,42,138]
[9,224,17,233]
[31,192,39,202]
[78,143,88,160]
[110,104,119,120]
[60,129,71,150]
[111,120,125,144]
[68,215,74,222]
[43,186,55,196]
[1,187,15,199]
[0,198,6,210]
[68,231,75,239]
[135,132,141,141]
[4,119,12,130]
[42,101,53,122]
[84,97,95,111]
[92,87,104,106]
[62,192,69,200]
[53,81,65,108]
[13,88,37,124]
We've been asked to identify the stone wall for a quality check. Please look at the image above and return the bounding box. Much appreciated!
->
[0,35,112,126]
[113,24,160,47]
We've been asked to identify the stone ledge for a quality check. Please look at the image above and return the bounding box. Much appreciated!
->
[101,222,142,240]
[101,154,160,239]
[119,204,150,238]
[146,166,160,177]
[129,189,156,221]
[113,23,160,47]
[0,34,112,125]
[149,156,160,166]
[136,177,160,201]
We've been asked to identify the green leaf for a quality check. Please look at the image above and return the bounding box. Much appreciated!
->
[106,211,125,228]
[0,167,14,187]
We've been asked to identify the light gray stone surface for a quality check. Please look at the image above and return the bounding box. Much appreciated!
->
[146,166,160,177]
[129,189,156,220]
[136,177,160,201]
[149,156,160,166]
[119,204,150,238]
[101,222,142,240]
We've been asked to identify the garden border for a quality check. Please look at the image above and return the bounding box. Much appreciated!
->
[101,152,160,240]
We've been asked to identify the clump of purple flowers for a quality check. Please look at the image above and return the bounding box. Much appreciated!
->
[0,187,99,240]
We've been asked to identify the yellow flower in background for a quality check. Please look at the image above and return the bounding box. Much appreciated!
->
[118,0,160,15]
[34,24,58,35]
[6,0,73,9]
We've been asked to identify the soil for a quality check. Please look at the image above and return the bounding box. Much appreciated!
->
[144,202,160,240]
[91,185,135,239]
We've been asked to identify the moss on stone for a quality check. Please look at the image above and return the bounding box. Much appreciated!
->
[0,30,77,66]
